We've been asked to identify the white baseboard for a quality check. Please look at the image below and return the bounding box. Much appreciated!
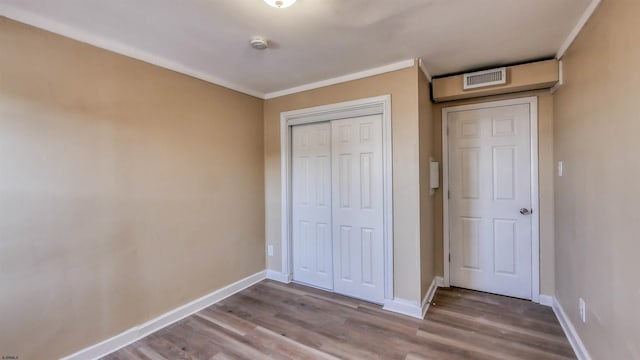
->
[538,294,554,307]
[421,276,444,318]
[552,297,591,360]
[383,297,423,319]
[266,270,292,283]
[61,270,266,360]
[383,276,444,320]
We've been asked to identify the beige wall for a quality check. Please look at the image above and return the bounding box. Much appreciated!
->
[9,1,638,357]
[264,66,424,302]
[553,0,640,358]
[418,70,436,298]
[0,18,265,360]
[432,90,556,296]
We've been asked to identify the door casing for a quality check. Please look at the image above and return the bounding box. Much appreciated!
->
[279,95,394,302]
[441,96,541,303]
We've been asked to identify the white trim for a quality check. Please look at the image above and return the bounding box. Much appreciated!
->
[60,271,266,360]
[282,99,386,126]
[418,58,433,83]
[556,0,602,59]
[529,97,540,302]
[280,113,292,277]
[552,297,592,360]
[538,294,554,307]
[265,60,415,99]
[279,95,394,301]
[0,5,266,99]
[550,60,564,94]
[266,270,292,283]
[383,298,423,319]
[421,276,444,318]
[441,97,540,301]
[442,112,451,287]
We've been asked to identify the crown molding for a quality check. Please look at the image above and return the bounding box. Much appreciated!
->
[1,5,417,101]
[418,58,432,83]
[6,0,593,100]
[556,0,602,59]
[0,4,266,99]
[264,59,416,99]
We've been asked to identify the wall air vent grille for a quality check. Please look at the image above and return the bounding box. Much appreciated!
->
[463,67,507,90]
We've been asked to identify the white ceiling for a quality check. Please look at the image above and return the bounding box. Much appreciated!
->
[0,0,592,98]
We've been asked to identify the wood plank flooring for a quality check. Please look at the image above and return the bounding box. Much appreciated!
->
[104,280,575,360]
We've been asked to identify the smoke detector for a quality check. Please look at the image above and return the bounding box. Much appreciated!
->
[250,37,269,50]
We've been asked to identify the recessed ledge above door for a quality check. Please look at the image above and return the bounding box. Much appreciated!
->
[432,59,559,102]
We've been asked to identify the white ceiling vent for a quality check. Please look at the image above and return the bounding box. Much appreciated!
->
[463,67,507,90]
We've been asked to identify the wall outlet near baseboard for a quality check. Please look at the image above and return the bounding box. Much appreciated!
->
[267,245,274,257]
[579,298,586,322]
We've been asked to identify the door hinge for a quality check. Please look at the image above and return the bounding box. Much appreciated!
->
[448,190,450,199]
[449,253,451,262]
[447,126,449,136]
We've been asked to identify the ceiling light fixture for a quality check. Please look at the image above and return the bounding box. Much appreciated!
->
[264,0,296,8]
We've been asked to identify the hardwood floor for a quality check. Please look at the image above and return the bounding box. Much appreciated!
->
[104,280,576,360]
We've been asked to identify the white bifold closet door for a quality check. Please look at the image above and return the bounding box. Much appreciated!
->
[292,114,384,304]
[331,115,384,303]
[292,122,333,290]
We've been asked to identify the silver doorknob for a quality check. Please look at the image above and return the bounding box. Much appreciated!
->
[520,208,532,215]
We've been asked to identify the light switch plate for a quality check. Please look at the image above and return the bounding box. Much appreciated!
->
[579,297,586,322]
[558,161,564,177]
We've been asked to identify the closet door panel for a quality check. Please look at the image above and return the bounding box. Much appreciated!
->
[292,122,333,290]
[331,114,384,303]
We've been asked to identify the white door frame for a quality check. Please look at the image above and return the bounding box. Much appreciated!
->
[280,95,394,301]
[441,96,540,303]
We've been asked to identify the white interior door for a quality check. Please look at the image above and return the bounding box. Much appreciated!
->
[448,103,533,299]
[292,122,333,290]
[331,115,385,303]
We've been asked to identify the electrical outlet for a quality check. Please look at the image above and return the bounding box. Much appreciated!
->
[579,298,586,323]
[267,245,274,257]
